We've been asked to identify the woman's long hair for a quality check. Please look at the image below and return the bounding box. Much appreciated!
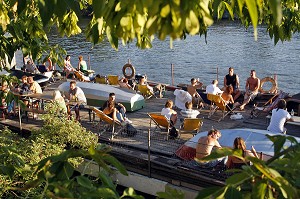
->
[233,137,246,157]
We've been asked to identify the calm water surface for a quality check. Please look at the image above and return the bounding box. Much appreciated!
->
[49,20,299,95]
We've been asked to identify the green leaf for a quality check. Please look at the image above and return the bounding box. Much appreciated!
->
[121,187,145,199]
[225,172,249,185]
[245,0,258,40]
[38,0,56,26]
[224,186,243,199]
[269,0,282,25]
[196,186,226,199]
[252,181,267,199]
[76,175,94,189]
[160,4,170,18]
[93,0,106,18]
[0,165,15,179]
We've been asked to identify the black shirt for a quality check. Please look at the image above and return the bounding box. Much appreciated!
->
[225,74,237,89]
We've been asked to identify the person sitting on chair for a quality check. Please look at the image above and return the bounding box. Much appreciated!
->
[67,81,87,121]
[25,59,39,74]
[180,101,200,118]
[195,129,227,167]
[187,78,203,108]
[77,55,88,73]
[224,67,241,101]
[221,85,239,109]
[28,76,42,94]
[161,99,178,126]
[267,99,294,134]
[53,90,67,114]
[119,77,133,90]
[226,137,260,169]
[103,101,125,123]
[206,79,223,95]
[102,92,132,124]
[64,55,75,79]
[240,70,260,110]
[139,76,163,98]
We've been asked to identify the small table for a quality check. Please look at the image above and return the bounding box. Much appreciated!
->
[287,116,300,126]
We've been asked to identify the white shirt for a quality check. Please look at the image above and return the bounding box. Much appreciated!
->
[161,108,173,120]
[69,86,87,103]
[206,84,223,95]
[267,109,291,133]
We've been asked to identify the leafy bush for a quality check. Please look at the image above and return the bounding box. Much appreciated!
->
[0,103,142,198]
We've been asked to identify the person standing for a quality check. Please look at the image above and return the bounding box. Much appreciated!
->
[77,55,88,73]
[68,81,86,121]
[224,67,241,101]
[267,99,294,134]
[239,70,260,110]
[187,78,203,108]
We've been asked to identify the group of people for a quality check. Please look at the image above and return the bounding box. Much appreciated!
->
[188,67,260,111]
[64,55,88,79]
[196,129,260,169]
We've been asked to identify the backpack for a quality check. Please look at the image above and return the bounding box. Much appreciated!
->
[125,123,137,137]
[169,127,178,139]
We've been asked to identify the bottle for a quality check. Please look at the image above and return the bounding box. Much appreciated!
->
[291,109,294,117]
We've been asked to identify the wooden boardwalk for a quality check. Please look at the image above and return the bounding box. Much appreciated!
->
[1,79,300,190]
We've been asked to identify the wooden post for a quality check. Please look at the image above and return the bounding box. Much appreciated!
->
[216,67,219,82]
[147,129,151,177]
[171,64,174,86]
[88,54,91,70]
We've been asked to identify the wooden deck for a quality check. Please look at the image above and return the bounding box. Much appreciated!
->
[1,79,300,191]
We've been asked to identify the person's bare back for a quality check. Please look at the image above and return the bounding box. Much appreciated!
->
[196,130,221,159]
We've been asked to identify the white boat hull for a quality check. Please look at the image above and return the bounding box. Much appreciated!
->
[58,81,145,111]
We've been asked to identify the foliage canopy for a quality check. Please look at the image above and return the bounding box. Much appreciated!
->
[0,0,299,68]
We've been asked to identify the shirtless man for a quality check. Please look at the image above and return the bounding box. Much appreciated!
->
[187,78,203,107]
[240,70,260,110]
[195,129,226,167]
[224,67,241,101]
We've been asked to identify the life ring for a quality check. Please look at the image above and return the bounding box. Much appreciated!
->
[259,77,277,93]
[122,63,135,79]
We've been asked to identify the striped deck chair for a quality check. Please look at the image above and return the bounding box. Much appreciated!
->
[207,94,236,122]
[178,118,203,138]
[107,75,119,85]
[251,90,289,118]
[148,112,171,140]
[92,107,125,140]
[138,85,156,99]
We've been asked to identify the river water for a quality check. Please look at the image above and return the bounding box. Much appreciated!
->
[49,20,299,95]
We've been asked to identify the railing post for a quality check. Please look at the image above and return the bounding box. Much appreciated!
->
[148,128,151,178]
[171,64,174,86]
[216,67,219,82]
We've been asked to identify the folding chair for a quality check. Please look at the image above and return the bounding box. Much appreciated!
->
[207,94,236,122]
[138,85,156,99]
[251,90,289,118]
[199,92,212,106]
[179,118,203,138]
[148,112,171,140]
[92,107,125,140]
[107,75,119,85]
[95,76,107,84]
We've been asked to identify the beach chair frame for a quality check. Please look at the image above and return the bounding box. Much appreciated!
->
[138,85,156,99]
[147,112,170,140]
[207,94,235,122]
[179,118,203,138]
[92,107,125,140]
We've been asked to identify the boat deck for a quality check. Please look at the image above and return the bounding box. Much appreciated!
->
[1,79,300,191]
